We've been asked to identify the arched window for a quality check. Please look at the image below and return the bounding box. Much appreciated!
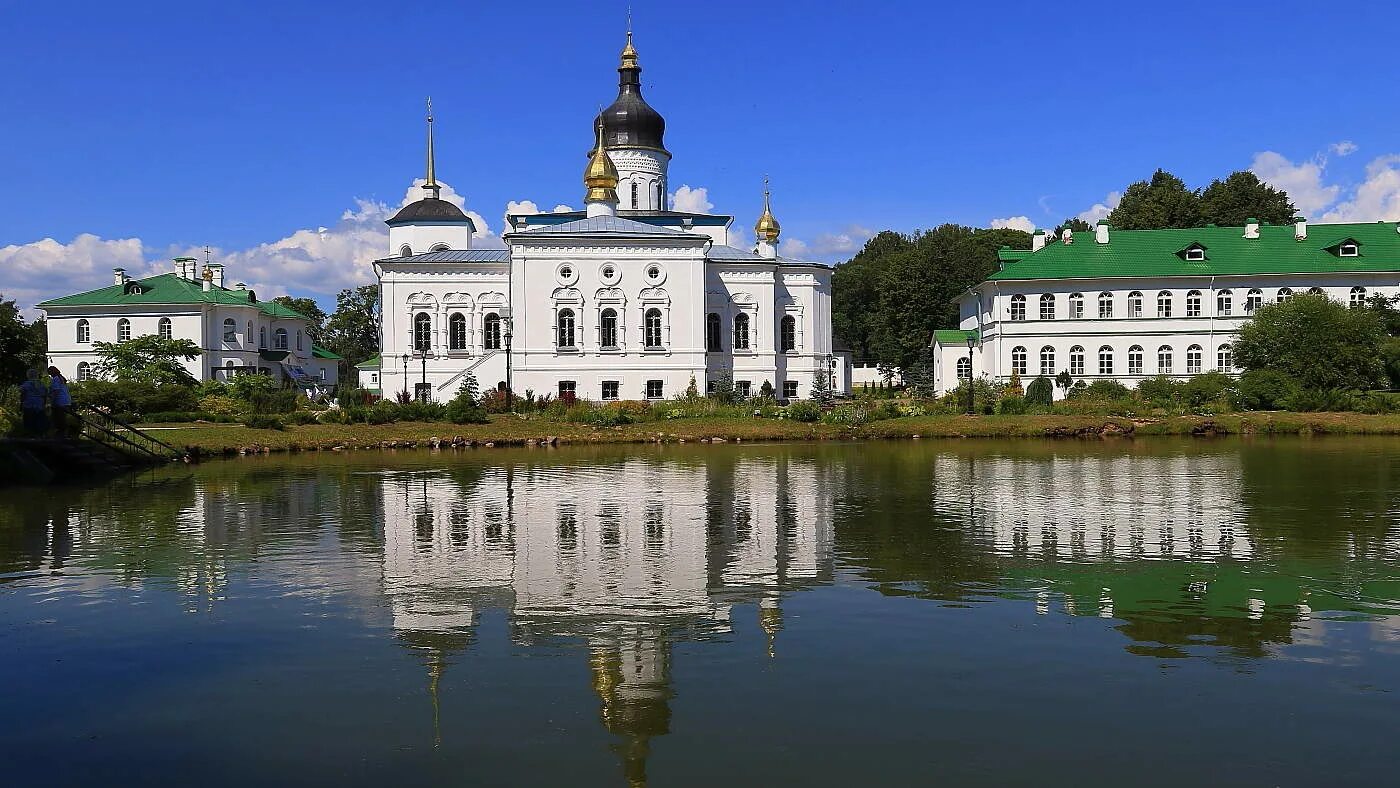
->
[956,357,972,379]
[1350,286,1368,308]
[1127,345,1144,375]
[1307,286,1326,296]
[1157,345,1173,374]
[483,313,502,350]
[1217,289,1233,316]
[76,361,92,381]
[295,329,303,351]
[1276,287,1293,303]
[631,181,639,208]
[1098,345,1114,375]
[413,313,431,352]
[644,308,664,349]
[260,326,267,348]
[1098,291,1114,318]
[705,313,722,352]
[76,319,90,343]
[1068,293,1084,319]
[1069,346,1085,376]
[247,322,253,347]
[274,327,289,350]
[656,182,664,209]
[1009,294,1026,321]
[1218,343,1234,371]
[1039,294,1055,320]
[158,317,172,340]
[429,243,449,252]
[556,309,576,349]
[1186,344,1203,374]
[1127,291,1143,318]
[600,308,619,349]
[733,313,750,350]
[1156,290,1173,318]
[1186,290,1202,317]
[448,313,467,350]
[117,318,131,342]
[400,244,412,257]
[1011,346,1028,376]
[1246,288,1264,313]
[1039,345,1055,376]
[222,318,236,343]
[780,315,797,352]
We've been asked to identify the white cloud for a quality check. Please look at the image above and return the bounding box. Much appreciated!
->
[0,234,150,315]
[1321,155,1400,223]
[990,216,1036,232]
[1330,140,1358,157]
[505,199,540,216]
[778,237,809,257]
[808,225,874,256]
[1249,151,1339,217]
[552,204,574,213]
[1075,191,1121,223]
[669,184,713,214]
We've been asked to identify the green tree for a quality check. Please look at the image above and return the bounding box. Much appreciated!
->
[93,335,201,385]
[1053,218,1092,236]
[832,230,913,362]
[324,284,380,373]
[273,296,328,344]
[0,296,47,384]
[1198,171,1297,226]
[1233,294,1386,391]
[1106,169,1203,230]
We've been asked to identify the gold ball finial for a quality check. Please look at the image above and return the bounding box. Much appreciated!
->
[620,30,639,70]
[755,177,781,243]
[584,112,619,203]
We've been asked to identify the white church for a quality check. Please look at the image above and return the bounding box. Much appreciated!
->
[374,34,847,403]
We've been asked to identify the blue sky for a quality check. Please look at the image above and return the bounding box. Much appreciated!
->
[4,0,1399,311]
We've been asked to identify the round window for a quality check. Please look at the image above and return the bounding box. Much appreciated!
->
[647,266,660,279]
[602,266,614,278]
[556,263,579,286]
[560,266,572,279]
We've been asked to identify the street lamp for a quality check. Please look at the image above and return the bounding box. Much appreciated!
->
[500,306,514,412]
[419,351,428,402]
[965,337,975,415]
[400,353,409,402]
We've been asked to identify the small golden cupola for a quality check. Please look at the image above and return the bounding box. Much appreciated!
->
[755,179,781,257]
[584,114,620,215]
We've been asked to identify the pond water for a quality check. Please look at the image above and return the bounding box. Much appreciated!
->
[2,438,1398,786]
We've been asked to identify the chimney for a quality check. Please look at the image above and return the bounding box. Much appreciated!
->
[208,264,225,289]
[1032,230,1047,252]
[1062,227,1074,245]
[173,256,197,280]
[113,268,127,286]
[1095,220,1110,244]
[1294,217,1307,240]
[1244,218,1260,240]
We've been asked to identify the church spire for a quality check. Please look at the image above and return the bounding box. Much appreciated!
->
[755,177,781,258]
[584,112,620,216]
[423,97,441,200]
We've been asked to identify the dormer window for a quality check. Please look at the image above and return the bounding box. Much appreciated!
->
[1178,243,1208,262]
[1339,242,1359,257]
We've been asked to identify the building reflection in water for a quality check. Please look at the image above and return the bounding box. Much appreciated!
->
[377,456,838,786]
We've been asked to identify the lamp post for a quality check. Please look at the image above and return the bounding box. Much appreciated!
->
[965,337,975,415]
[420,352,428,402]
[400,353,409,402]
[500,306,514,412]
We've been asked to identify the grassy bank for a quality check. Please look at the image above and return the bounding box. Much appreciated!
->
[139,411,1400,455]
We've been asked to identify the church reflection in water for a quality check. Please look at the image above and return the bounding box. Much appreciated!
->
[378,456,839,785]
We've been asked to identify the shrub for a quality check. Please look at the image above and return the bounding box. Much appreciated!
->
[396,400,448,422]
[1280,388,1356,413]
[566,402,637,427]
[940,378,1005,415]
[1181,371,1234,409]
[1136,375,1181,407]
[72,380,197,416]
[1354,391,1400,414]
[285,411,319,425]
[1025,376,1054,407]
[480,389,512,414]
[995,395,1028,415]
[242,414,285,430]
[366,401,399,424]
[822,404,872,426]
[446,400,490,424]
[786,401,821,422]
[1081,380,1131,400]
[1231,369,1300,411]
[198,394,244,416]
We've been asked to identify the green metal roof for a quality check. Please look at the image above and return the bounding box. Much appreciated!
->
[312,345,342,360]
[37,273,314,321]
[354,354,381,370]
[933,329,979,346]
[989,221,1400,281]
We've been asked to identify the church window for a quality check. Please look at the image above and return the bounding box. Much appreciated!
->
[483,313,502,350]
[1307,286,1326,296]
[1128,345,1144,375]
[646,380,664,399]
[296,329,303,351]
[656,182,664,210]
[1098,291,1114,318]
[117,318,131,342]
[1187,344,1203,374]
[706,313,722,352]
[559,265,573,281]
[1157,345,1173,374]
[733,313,751,350]
[1039,346,1055,376]
[259,326,267,348]
[600,309,619,349]
[646,265,661,282]
[274,327,289,350]
[222,318,236,344]
[783,380,799,399]
[556,309,577,349]
[780,315,796,352]
[1069,346,1085,376]
[1011,346,1027,376]
[1098,346,1114,375]
[1009,294,1026,321]
[1039,294,1055,320]
[247,322,253,346]
[400,244,412,257]
[77,319,90,343]
[735,380,752,398]
[1186,290,1202,317]
[1218,344,1234,371]
[602,380,619,401]
[449,313,467,351]
[413,313,431,352]
[1246,289,1264,313]
[1156,291,1173,318]
[1277,287,1293,303]
[1217,289,1233,316]
[1350,286,1367,308]
[1127,291,1143,318]
[631,181,639,208]
[1068,293,1084,319]
[558,381,576,402]
[429,243,449,252]
[956,357,972,379]
[77,361,93,381]
[158,317,172,340]
[644,308,663,349]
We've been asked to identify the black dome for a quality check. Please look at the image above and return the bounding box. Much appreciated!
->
[386,197,471,226]
[598,41,667,154]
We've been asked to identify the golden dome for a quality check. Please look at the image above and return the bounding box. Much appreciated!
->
[755,184,781,243]
[620,31,639,70]
[584,115,619,203]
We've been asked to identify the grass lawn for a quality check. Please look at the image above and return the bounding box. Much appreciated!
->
[139,411,1400,455]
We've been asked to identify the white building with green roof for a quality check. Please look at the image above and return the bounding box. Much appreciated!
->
[931,218,1400,396]
[38,258,340,388]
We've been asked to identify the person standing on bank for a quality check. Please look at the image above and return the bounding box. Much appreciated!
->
[47,366,72,439]
[19,368,48,437]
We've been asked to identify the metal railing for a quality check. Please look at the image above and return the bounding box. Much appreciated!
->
[72,405,183,462]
